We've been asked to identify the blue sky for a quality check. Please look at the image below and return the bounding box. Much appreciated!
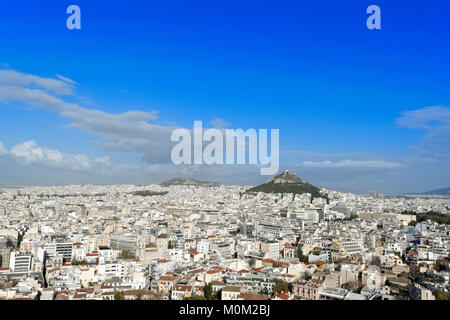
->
[0,0,449,193]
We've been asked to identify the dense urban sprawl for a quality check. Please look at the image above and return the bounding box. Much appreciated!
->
[0,172,449,301]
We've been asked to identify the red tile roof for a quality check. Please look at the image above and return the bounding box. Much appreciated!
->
[188,248,199,255]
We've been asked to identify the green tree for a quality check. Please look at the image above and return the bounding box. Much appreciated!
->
[409,265,420,280]
[435,259,447,272]
[184,295,206,300]
[5,238,14,248]
[249,258,256,267]
[297,246,306,262]
[17,233,23,246]
[119,250,135,260]
[114,291,125,300]
[343,214,358,221]
[401,210,450,225]
[72,258,88,265]
[435,290,448,300]
[204,283,213,300]
[272,279,289,295]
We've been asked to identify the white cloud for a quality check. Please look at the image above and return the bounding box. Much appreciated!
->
[0,141,7,155]
[2,69,447,193]
[10,140,93,171]
[396,105,450,129]
[56,74,77,85]
[0,69,174,163]
[95,156,112,166]
[396,105,450,160]
[301,160,405,169]
[0,139,153,178]
[0,69,75,95]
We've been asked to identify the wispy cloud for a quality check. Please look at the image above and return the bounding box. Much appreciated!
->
[301,159,405,169]
[1,69,448,193]
[56,74,77,85]
[0,69,176,164]
[0,69,75,95]
[396,105,450,160]
[396,105,450,129]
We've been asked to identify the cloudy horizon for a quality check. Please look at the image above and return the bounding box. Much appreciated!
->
[1,2,449,194]
[0,68,449,193]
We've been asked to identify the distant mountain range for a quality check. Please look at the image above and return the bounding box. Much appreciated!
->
[245,170,327,201]
[159,172,448,197]
[421,187,450,196]
[159,178,220,187]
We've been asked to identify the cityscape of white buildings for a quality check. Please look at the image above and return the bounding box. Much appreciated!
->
[0,181,449,300]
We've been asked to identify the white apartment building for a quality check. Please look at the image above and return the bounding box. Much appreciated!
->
[9,251,32,273]
[196,240,210,253]
[260,241,279,259]
[44,242,73,260]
